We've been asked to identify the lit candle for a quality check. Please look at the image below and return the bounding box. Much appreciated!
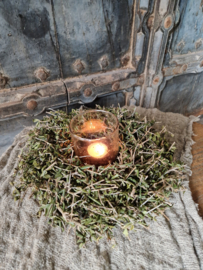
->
[87,142,108,158]
[70,110,119,165]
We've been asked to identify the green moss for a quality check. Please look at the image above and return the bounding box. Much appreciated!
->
[12,106,185,247]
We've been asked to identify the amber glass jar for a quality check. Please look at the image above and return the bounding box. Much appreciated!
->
[69,110,119,166]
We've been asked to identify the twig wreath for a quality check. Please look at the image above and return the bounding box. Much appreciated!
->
[12,106,186,248]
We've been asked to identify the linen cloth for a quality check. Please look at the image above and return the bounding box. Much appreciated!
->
[0,107,202,270]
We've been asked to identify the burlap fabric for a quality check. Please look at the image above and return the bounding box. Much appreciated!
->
[0,107,202,270]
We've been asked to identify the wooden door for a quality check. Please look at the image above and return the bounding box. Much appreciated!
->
[0,0,202,120]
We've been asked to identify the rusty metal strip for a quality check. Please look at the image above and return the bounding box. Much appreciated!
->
[163,50,203,77]
[0,68,144,120]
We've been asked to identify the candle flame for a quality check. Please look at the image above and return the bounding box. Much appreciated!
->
[87,142,108,158]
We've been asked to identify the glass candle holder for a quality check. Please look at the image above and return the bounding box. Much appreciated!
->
[69,110,119,166]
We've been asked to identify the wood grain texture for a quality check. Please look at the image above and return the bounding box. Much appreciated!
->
[136,0,154,76]
[53,0,134,78]
[0,0,61,88]
[168,0,203,55]
[158,0,203,115]
[139,0,177,108]
[190,122,203,217]
[164,0,203,66]
[0,0,134,90]
[159,71,203,115]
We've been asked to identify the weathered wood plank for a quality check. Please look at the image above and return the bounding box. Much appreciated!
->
[168,0,203,55]
[139,0,176,108]
[52,0,134,78]
[158,72,203,115]
[0,0,135,90]
[158,0,203,116]
[0,0,61,89]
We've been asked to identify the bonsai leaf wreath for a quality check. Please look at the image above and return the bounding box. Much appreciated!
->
[12,106,186,248]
